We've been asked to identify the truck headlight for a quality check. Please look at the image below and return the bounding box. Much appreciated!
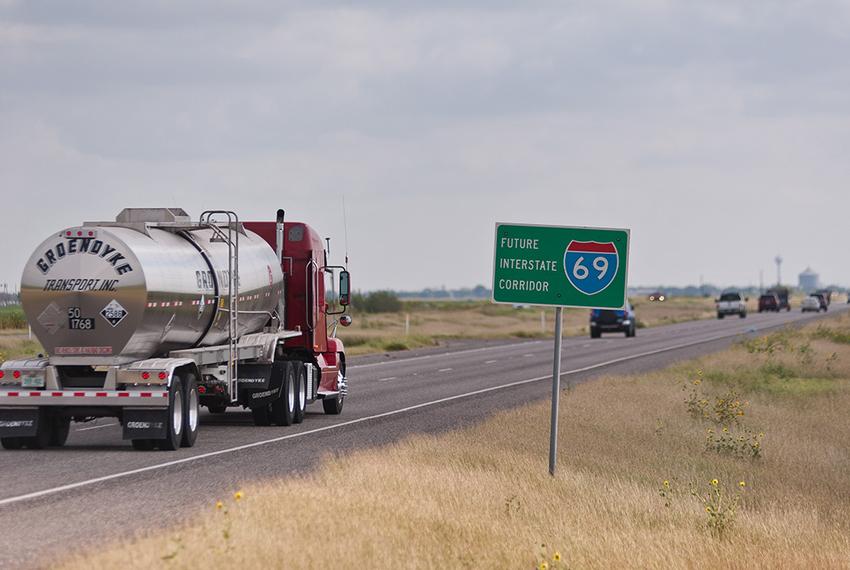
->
[623,320,631,325]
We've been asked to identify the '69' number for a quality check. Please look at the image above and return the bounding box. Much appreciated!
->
[571,256,609,281]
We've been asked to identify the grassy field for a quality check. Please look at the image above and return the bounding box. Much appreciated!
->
[340,296,718,355]
[60,313,850,569]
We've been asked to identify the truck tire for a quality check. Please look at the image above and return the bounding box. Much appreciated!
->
[252,404,272,426]
[181,374,200,448]
[322,395,344,415]
[49,416,71,447]
[739,312,747,318]
[590,329,601,339]
[272,364,295,426]
[717,313,724,319]
[1,437,24,450]
[156,376,184,451]
[293,363,307,424]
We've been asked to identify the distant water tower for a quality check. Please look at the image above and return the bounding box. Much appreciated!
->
[798,267,820,293]
[774,255,783,286]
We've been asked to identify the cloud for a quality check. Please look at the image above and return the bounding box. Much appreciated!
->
[1,1,849,290]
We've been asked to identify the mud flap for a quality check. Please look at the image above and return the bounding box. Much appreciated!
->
[240,362,288,408]
[0,408,40,437]
[123,409,169,440]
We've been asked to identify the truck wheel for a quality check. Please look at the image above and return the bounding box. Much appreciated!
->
[181,374,200,448]
[739,312,747,318]
[1,437,24,450]
[252,404,272,426]
[272,364,295,426]
[293,363,307,424]
[322,395,344,415]
[629,324,636,337]
[131,439,155,451]
[49,416,71,447]
[156,376,184,451]
[590,329,601,339]
[717,313,724,319]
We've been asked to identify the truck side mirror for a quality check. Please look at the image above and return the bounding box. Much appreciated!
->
[340,315,352,327]
[339,270,351,306]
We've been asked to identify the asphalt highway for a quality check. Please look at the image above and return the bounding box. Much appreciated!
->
[0,306,846,568]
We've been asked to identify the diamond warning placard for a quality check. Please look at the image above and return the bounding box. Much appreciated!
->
[100,299,128,327]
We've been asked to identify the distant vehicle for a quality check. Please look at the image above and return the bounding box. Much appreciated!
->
[648,291,666,302]
[590,302,636,338]
[716,291,747,319]
[815,289,832,306]
[758,294,780,313]
[811,293,829,311]
[766,287,791,311]
[802,295,826,313]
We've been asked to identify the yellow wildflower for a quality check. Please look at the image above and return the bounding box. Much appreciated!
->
[553,552,562,562]
[710,479,719,487]
[215,500,224,510]
[234,491,244,501]
[539,562,549,570]
[739,481,746,488]
[663,480,670,488]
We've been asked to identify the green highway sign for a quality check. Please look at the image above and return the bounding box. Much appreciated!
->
[492,222,630,309]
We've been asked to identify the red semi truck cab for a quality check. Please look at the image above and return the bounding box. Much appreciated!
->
[244,220,349,400]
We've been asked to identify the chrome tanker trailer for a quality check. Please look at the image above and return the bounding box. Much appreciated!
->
[0,208,351,451]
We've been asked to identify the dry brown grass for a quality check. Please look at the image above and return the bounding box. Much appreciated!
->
[59,314,850,569]
[0,329,41,360]
[342,296,717,355]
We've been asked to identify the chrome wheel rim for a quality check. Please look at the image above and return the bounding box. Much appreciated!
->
[172,390,183,436]
[287,376,295,412]
[188,388,199,432]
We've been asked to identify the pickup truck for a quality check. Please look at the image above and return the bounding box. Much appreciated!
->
[716,291,748,319]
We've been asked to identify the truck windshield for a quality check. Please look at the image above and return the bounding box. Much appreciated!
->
[720,293,741,301]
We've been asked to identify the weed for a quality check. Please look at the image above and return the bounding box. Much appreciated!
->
[683,373,746,426]
[658,479,674,508]
[812,325,850,345]
[705,427,763,459]
[691,479,747,540]
[535,544,570,570]
[504,495,521,516]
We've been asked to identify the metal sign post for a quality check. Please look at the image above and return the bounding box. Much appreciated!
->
[491,222,630,476]
[549,306,563,475]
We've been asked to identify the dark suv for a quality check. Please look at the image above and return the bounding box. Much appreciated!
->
[590,302,636,338]
[758,294,780,312]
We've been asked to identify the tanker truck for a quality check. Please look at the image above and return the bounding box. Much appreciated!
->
[0,208,352,451]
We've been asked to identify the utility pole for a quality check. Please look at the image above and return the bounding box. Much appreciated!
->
[774,256,783,286]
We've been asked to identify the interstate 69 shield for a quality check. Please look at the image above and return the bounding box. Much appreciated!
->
[492,223,630,309]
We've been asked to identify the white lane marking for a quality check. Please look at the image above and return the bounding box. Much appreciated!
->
[484,360,498,364]
[438,368,453,373]
[76,423,118,432]
[523,353,534,357]
[0,322,786,509]
[348,340,545,370]
[377,377,397,383]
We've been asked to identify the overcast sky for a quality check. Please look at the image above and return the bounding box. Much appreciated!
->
[2,1,848,292]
